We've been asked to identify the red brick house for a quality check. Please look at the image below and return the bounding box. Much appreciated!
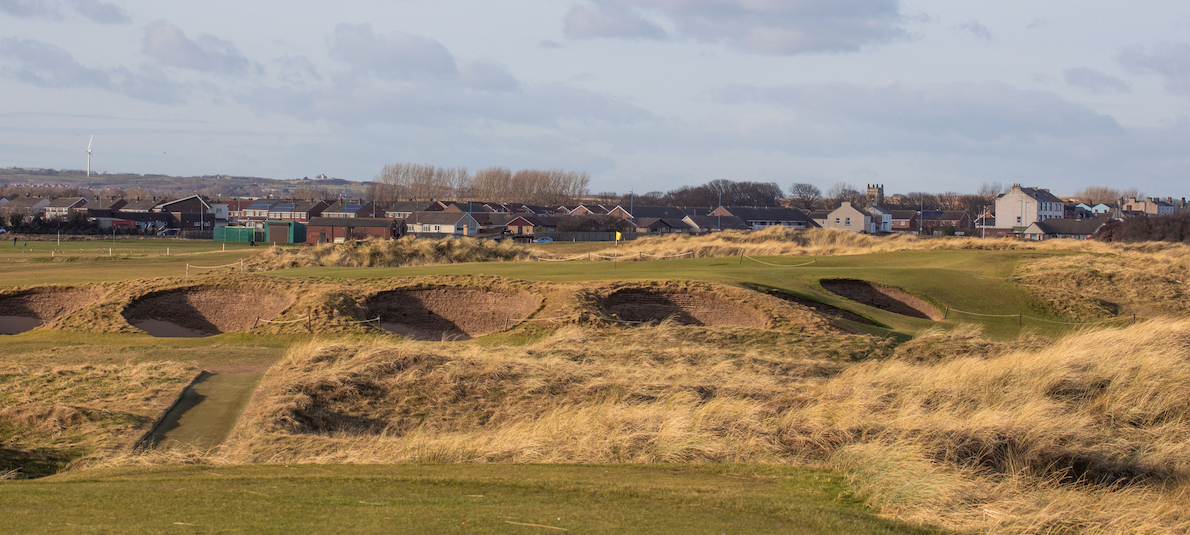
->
[305,217,404,244]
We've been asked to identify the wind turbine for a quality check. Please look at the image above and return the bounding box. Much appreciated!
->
[85,135,94,177]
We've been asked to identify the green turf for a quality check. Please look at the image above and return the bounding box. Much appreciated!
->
[0,331,298,368]
[0,239,271,287]
[143,373,264,452]
[0,464,943,534]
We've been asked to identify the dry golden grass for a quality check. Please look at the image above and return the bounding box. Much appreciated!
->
[0,362,197,477]
[249,236,532,270]
[202,318,1190,533]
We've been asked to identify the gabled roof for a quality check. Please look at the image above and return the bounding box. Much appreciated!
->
[683,215,751,230]
[119,199,164,212]
[247,200,276,211]
[617,206,706,219]
[268,202,296,212]
[635,217,691,229]
[890,210,918,220]
[1030,218,1109,236]
[158,195,210,211]
[80,198,126,211]
[506,215,560,227]
[406,211,479,225]
[386,201,434,213]
[4,197,49,209]
[47,197,88,208]
[720,206,812,223]
[1000,186,1062,203]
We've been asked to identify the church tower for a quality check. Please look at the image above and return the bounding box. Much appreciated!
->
[866,184,884,208]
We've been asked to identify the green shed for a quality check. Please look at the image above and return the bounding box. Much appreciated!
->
[264,221,307,244]
[215,226,258,242]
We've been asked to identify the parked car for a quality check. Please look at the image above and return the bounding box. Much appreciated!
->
[157,228,179,236]
[535,237,553,243]
[0,228,7,234]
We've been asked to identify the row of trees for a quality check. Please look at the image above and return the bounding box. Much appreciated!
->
[369,163,591,207]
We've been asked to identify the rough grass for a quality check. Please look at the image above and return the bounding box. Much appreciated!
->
[249,235,531,270]
[191,319,1190,533]
[0,362,196,478]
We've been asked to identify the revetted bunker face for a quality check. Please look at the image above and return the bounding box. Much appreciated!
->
[367,288,540,341]
[600,290,767,328]
[123,288,293,337]
[819,279,943,321]
[0,288,102,335]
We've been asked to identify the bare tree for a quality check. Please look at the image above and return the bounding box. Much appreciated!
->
[789,183,821,210]
[826,181,863,208]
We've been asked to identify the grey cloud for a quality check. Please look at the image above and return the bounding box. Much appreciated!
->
[1064,67,1130,94]
[564,3,668,40]
[0,38,182,104]
[66,0,129,24]
[328,23,519,93]
[562,0,909,55]
[0,37,109,87]
[329,22,458,81]
[722,81,1124,141]
[959,20,992,42]
[142,19,250,75]
[538,39,563,49]
[1119,42,1190,94]
[0,0,128,23]
[0,0,62,19]
[243,27,649,128]
[1025,18,1051,30]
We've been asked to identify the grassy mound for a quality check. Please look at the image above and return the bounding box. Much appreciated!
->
[250,236,531,270]
[214,319,1190,533]
[0,362,196,478]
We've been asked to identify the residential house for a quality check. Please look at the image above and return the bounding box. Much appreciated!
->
[868,205,892,233]
[808,211,831,228]
[306,217,404,244]
[0,197,50,220]
[821,202,873,234]
[322,200,379,218]
[608,205,705,220]
[920,211,972,234]
[406,211,481,237]
[710,206,818,230]
[74,198,127,218]
[1021,218,1110,241]
[994,185,1064,229]
[1121,197,1177,216]
[267,200,328,222]
[634,217,691,234]
[118,198,165,213]
[889,210,919,233]
[44,197,89,219]
[506,215,560,235]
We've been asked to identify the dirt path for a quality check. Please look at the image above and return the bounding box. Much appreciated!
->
[143,372,263,452]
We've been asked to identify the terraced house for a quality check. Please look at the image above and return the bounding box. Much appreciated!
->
[994,184,1064,230]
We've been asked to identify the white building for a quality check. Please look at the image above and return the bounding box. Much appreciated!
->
[994,185,1064,229]
[868,205,892,233]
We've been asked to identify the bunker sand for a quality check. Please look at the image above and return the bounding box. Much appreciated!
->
[368,288,540,340]
[600,289,767,328]
[123,288,293,337]
[0,287,103,335]
[820,279,943,320]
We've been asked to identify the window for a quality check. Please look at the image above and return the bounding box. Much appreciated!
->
[1016,216,1022,224]
[434,225,440,232]
[834,218,840,224]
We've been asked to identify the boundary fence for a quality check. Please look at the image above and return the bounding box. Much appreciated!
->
[186,261,245,277]
[945,307,1138,327]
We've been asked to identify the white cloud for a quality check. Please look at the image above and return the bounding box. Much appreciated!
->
[142,19,250,75]
[1064,67,1130,94]
[562,0,909,55]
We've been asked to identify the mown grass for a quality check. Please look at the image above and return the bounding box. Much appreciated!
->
[0,331,298,368]
[0,239,264,288]
[0,464,940,534]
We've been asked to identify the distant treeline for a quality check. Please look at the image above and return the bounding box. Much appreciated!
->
[1095,214,1190,243]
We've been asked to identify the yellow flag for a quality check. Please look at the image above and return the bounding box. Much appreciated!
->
[615,232,622,241]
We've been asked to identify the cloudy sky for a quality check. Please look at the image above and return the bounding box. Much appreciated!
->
[1,0,1189,197]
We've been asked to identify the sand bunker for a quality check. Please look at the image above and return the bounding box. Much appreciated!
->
[0,288,101,335]
[123,288,293,337]
[764,291,876,326]
[819,279,943,320]
[368,288,540,340]
[601,290,767,328]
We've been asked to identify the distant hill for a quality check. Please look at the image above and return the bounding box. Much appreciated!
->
[0,168,371,198]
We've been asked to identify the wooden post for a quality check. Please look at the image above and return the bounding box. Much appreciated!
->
[739,254,744,265]
[253,317,259,329]
[944,306,948,319]
[639,251,642,261]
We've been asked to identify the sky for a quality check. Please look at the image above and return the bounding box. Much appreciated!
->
[1,0,1189,198]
